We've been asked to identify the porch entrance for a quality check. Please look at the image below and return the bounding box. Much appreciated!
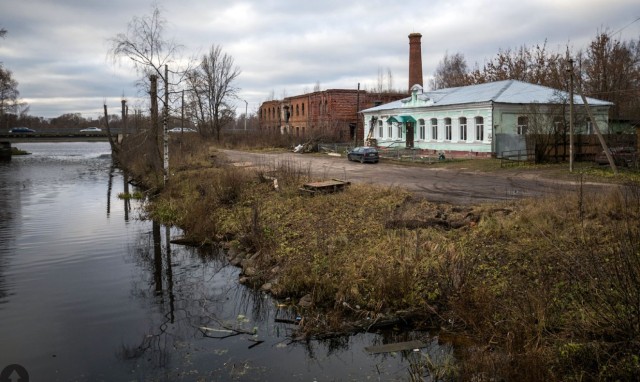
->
[388,115,417,149]
[406,122,414,148]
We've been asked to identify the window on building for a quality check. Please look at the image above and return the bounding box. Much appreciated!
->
[431,118,438,140]
[586,118,593,134]
[387,120,393,138]
[418,119,425,140]
[475,116,484,141]
[302,103,305,116]
[517,116,528,135]
[553,116,564,133]
[296,105,299,116]
[459,117,467,141]
[444,118,452,140]
[397,123,403,139]
[378,119,383,138]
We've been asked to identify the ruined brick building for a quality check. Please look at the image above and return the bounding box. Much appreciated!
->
[259,90,406,142]
[257,33,425,142]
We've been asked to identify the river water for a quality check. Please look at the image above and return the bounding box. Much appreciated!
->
[0,141,451,381]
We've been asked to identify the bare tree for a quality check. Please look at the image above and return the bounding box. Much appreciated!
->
[313,81,321,92]
[578,31,640,126]
[522,102,565,163]
[108,4,184,171]
[430,52,470,89]
[467,42,568,89]
[108,4,181,89]
[0,28,22,124]
[0,66,19,119]
[186,44,240,141]
[375,67,384,93]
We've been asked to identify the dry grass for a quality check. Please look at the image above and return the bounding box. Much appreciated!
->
[122,136,640,381]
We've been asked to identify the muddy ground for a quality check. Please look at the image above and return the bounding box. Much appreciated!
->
[220,149,615,205]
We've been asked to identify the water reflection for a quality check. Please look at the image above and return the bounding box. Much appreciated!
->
[106,164,131,221]
[0,142,454,381]
[0,162,15,306]
[119,216,456,380]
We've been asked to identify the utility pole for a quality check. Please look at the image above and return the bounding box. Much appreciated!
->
[181,89,184,131]
[580,92,617,174]
[244,99,248,131]
[121,98,127,137]
[163,64,169,186]
[568,58,574,172]
[355,82,360,147]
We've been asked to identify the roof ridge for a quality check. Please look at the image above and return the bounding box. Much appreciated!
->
[491,79,514,101]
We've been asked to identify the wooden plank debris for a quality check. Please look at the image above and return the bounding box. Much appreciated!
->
[299,179,350,195]
[364,340,426,354]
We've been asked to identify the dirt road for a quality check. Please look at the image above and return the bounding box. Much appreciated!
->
[220,149,611,205]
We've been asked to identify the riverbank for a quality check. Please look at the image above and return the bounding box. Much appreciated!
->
[120,136,640,381]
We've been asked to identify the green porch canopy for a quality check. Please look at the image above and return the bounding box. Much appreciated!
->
[387,115,416,123]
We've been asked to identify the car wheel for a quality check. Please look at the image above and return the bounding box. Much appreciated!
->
[347,155,351,161]
[360,157,364,164]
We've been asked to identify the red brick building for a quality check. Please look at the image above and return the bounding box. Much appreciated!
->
[258,89,406,143]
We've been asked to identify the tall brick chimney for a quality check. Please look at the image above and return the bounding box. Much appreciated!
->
[408,32,423,92]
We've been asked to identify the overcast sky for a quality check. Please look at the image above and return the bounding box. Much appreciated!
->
[1,0,638,119]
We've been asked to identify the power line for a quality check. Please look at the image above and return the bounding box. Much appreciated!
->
[609,16,640,38]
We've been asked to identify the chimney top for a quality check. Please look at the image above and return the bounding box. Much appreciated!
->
[408,32,423,92]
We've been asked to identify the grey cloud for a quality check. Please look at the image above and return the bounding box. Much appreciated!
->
[1,0,638,118]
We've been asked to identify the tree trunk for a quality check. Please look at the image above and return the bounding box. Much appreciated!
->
[150,74,160,165]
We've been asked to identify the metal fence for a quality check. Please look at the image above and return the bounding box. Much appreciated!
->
[317,143,353,155]
[499,149,535,167]
[378,147,445,163]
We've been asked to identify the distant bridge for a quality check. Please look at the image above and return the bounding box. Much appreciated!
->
[0,128,123,142]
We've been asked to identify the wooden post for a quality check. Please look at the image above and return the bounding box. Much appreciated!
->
[579,93,617,174]
[568,58,574,172]
[104,104,118,154]
[121,99,127,137]
[163,65,169,185]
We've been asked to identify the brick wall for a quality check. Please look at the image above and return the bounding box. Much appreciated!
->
[259,90,406,143]
[258,100,282,133]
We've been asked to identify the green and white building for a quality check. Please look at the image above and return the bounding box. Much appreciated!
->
[360,80,612,157]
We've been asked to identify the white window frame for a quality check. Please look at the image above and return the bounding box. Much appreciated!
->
[444,118,452,141]
[419,119,425,140]
[378,119,383,138]
[459,117,467,141]
[517,116,528,135]
[431,118,438,140]
[475,117,484,141]
[387,120,393,138]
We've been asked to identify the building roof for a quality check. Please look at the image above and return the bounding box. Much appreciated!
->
[361,80,613,113]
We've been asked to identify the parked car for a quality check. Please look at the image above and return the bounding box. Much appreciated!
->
[9,127,35,133]
[168,127,197,133]
[594,147,637,167]
[347,146,379,163]
[80,127,102,132]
